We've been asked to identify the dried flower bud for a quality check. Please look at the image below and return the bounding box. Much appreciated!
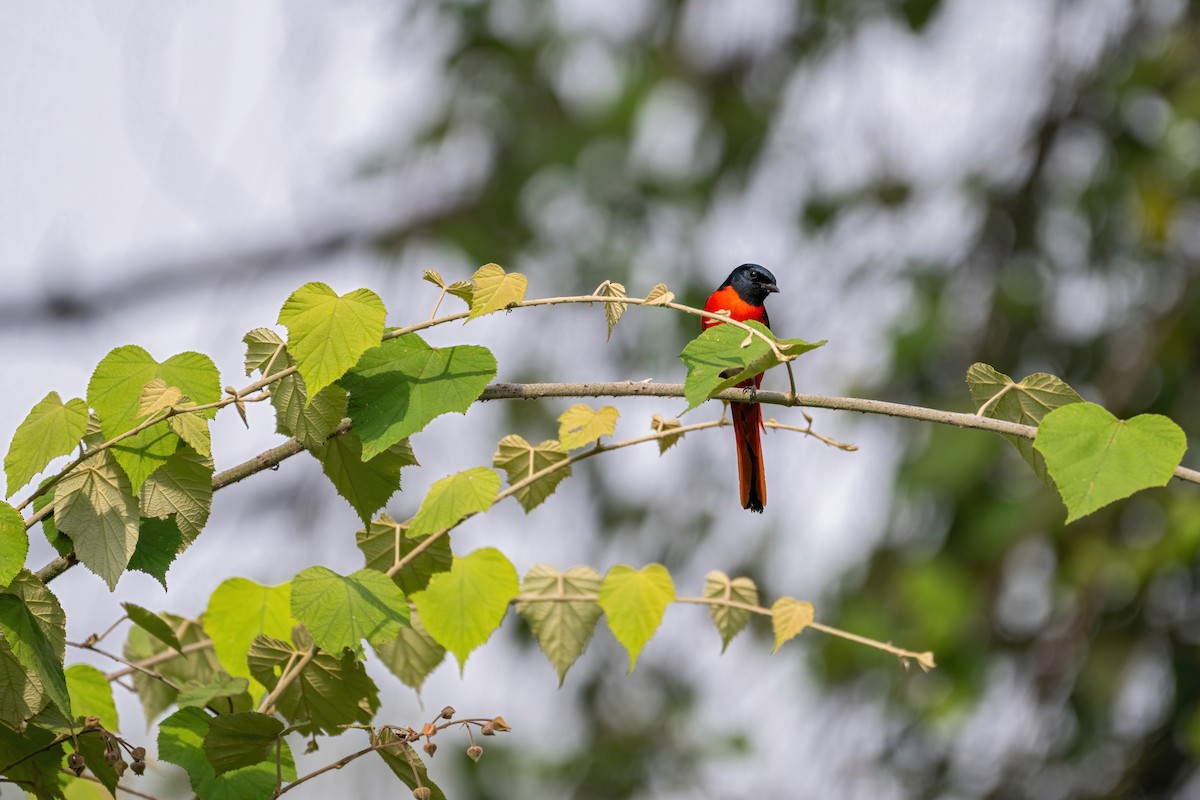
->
[131,746,147,761]
[423,741,437,757]
[114,759,128,777]
[440,706,455,720]
[83,716,102,730]
[421,723,437,738]
[481,722,495,736]
[413,788,431,800]
[490,716,510,732]
[67,751,85,776]
[104,748,121,766]
[131,760,146,776]
[467,744,483,762]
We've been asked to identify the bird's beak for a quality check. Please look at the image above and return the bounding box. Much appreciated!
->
[767,283,780,294]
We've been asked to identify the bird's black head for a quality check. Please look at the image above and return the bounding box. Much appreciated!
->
[722,263,779,306]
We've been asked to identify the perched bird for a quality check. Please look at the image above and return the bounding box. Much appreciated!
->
[703,264,780,512]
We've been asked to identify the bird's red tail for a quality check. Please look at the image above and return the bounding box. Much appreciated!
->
[732,382,766,513]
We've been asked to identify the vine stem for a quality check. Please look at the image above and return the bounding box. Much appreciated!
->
[257,645,317,715]
[511,593,934,669]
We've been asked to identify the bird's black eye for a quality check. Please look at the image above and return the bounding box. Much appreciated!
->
[748,270,760,280]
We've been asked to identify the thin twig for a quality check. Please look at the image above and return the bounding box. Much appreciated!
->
[257,646,316,715]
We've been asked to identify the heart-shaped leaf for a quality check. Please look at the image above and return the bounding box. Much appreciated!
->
[1033,402,1187,522]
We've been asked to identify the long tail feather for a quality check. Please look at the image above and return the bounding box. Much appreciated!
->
[732,396,766,512]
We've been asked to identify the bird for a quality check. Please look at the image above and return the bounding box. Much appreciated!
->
[703,264,780,512]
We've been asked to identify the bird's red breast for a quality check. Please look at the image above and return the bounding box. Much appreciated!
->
[703,285,770,328]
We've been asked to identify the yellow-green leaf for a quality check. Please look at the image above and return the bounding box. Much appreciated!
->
[597,564,675,671]
[87,346,220,491]
[596,280,628,340]
[650,414,684,455]
[4,392,88,497]
[0,502,27,587]
[966,363,1083,484]
[641,283,674,306]
[466,263,527,320]
[407,467,500,538]
[204,579,293,694]
[370,605,446,692]
[492,435,571,512]
[771,597,814,653]
[703,571,759,652]
[277,282,387,400]
[411,548,518,671]
[54,449,139,590]
[139,446,213,546]
[137,379,183,419]
[516,564,602,685]
[558,404,618,450]
[65,664,118,729]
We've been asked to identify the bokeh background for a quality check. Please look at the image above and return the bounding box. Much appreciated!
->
[3,0,1200,797]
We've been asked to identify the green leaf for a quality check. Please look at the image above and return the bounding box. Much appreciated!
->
[0,594,70,716]
[370,605,446,692]
[124,613,221,724]
[140,445,213,546]
[341,333,497,460]
[0,502,27,587]
[160,707,296,800]
[175,672,250,711]
[1033,402,1187,522]
[558,404,619,450]
[291,566,409,654]
[74,729,119,796]
[4,392,88,496]
[64,664,118,729]
[466,263,527,320]
[680,322,825,412]
[597,564,675,671]
[0,636,44,724]
[356,514,451,595]
[122,602,182,653]
[244,328,349,450]
[204,578,293,693]
[34,483,71,558]
[203,711,286,775]
[277,282,387,400]
[0,722,63,798]
[87,346,220,490]
[0,571,66,724]
[314,434,416,524]
[492,435,571,512]
[408,467,500,538]
[595,280,627,340]
[771,597,814,652]
[54,447,139,590]
[247,631,379,735]
[966,363,1083,484]
[375,728,448,800]
[127,516,182,588]
[703,571,759,652]
[411,548,518,671]
[516,564,602,685]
